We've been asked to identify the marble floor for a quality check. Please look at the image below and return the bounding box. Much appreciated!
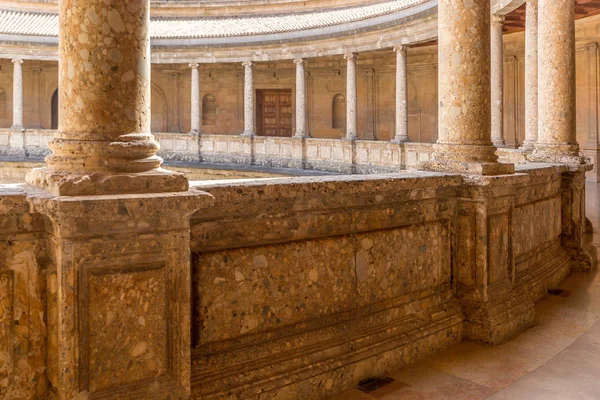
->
[331,181,600,400]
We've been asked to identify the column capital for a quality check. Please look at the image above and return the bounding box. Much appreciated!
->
[344,52,357,60]
[11,58,23,65]
[189,63,199,69]
[293,58,305,65]
[492,15,505,25]
[242,61,253,68]
[393,45,407,53]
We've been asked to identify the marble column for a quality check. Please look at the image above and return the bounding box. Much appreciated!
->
[345,52,357,140]
[294,58,306,138]
[11,58,23,130]
[530,0,584,163]
[392,46,409,143]
[520,0,538,151]
[27,0,187,195]
[190,63,200,133]
[491,15,505,147]
[420,0,513,175]
[242,61,255,136]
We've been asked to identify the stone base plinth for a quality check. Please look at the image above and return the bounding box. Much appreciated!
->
[26,167,189,196]
[420,160,515,175]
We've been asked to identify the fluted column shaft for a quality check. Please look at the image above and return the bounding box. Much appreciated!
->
[521,0,538,150]
[531,0,583,163]
[421,0,513,175]
[45,0,160,174]
[294,58,306,138]
[190,63,200,133]
[242,61,255,136]
[345,53,357,140]
[11,59,23,130]
[393,46,409,142]
[491,15,505,147]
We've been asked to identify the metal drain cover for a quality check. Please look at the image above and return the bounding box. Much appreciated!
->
[357,376,395,393]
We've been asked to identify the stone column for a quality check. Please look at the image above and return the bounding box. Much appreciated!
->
[22,2,210,400]
[420,0,513,175]
[242,61,255,136]
[530,0,584,164]
[27,0,187,195]
[294,58,306,138]
[31,67,43,129]
[491,15,505,147]
[11,58,23,130]
[345,52,357,140]
[190,63,200,133]
[169,72,182,133]
[392,46,409,143]
[520,0,538,151]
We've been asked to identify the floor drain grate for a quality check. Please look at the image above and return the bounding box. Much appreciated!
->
[357,376,395,393]
[548,288,571,297]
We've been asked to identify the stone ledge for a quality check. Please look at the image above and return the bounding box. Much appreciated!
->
[419,160,516,175]
[25,167,189,196]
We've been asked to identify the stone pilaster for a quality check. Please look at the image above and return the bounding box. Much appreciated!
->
[529,0,585,164]
[10,58,23,131]
[242,61,255,136]
[190,63,200,133]
[30,67,43,129]
[26,0,187,196]
[363,69,376,140]
[392,46,409,143]
[294,58,306,138]
[345,52,357,140]
[420,0,513,175]
[491,15,505,147]
[520,0,538,151]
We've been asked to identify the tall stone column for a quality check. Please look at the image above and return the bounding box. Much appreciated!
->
[392,46,409,143]
[530,0,584,163]
[11,58,23,130]
[520,0,538,151]
[491,15,505,147]
[345,52,357,140]
[242,61,255,136]
[190,63,201,133]
[420,0,513,175]
[294,58,307,138]
[27,0,187,195]
[23,1,211,399]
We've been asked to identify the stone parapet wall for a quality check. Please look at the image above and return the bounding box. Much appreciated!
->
[185,165,596,398]
[0,165,595,398]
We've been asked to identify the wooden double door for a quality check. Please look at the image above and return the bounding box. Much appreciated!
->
[256,89,293,137]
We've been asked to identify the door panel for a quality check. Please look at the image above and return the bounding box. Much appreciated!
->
[256,89,293,137]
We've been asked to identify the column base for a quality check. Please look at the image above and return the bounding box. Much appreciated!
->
[241,131,255,137]
[493,140,506,148]
[390,136,410,144]
[26,167,189,196]
[420,160,515,175]
[528,143,587,164]
[10,125,24,132]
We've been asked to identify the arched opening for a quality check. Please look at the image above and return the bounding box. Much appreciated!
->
[332,93,346,133]
[51,89,59,129]
[202,94,216,126]
[151,83,168,133]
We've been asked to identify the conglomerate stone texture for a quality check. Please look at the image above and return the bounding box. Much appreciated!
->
[420,0,513,175]
[530,0,584,164]
[521,0,538,151]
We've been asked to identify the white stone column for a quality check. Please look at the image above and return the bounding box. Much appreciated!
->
[190,63,200,133]
[294,58,306,138]
[393,46,409,143]
[531,0,583,163]
[521,0,538,151]
[345,52,357,140]
[11,58,23,130]
[420,0,513,175]
[491,15,505,147]
[242,61,255,136]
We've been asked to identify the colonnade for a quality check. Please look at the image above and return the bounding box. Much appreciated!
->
[4,0,584,169]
